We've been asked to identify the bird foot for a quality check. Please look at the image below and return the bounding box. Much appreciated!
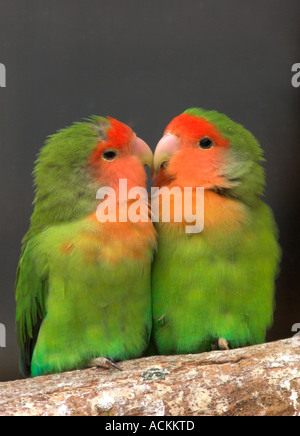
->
[87,357,123,371]
[211,338,230,351]
[218,338,230,350]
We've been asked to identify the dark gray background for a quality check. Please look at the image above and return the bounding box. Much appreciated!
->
[0,0,299,382]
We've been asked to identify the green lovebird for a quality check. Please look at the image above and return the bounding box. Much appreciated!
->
[16,116,156,377]
[151,108,281,354]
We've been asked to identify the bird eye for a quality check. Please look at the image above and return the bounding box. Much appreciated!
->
[199,137,214,149]
[160,161,169,170]
[102,149,118,161]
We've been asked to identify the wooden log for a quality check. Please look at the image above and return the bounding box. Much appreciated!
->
[0,338,299,416]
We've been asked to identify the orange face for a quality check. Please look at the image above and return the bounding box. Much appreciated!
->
[154,113,230,190]
[153,113,247,234]
[89,117,153,192]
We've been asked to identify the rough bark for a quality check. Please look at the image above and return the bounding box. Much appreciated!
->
[0,338,299,416]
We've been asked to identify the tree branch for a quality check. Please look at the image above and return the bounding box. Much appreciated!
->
[0,339,299,416]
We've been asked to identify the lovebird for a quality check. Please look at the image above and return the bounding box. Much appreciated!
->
[16,116,156,377]
[151,108,281,354]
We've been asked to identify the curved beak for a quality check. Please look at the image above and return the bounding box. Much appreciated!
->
[154,133,180,174]
[132,137,154,173]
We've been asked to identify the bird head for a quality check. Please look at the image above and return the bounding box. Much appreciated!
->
[154,108,265,205]
[32,116,153,227]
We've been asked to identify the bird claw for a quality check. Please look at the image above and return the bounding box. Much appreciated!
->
[211,338,230,351]
[218,338,230,350]
[88,357,123,371]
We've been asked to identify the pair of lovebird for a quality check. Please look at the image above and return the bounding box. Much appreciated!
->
[16,108,280,378]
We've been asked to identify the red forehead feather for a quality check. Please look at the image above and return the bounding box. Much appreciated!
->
[166,113,229,148]
[106,117,134,149]
[89,117,134,165]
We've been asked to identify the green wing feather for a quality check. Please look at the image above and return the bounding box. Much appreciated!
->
[15,238,48,376]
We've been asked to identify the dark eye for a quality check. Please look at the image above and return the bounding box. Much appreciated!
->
[102,149,118,161]
[199,137,214,149]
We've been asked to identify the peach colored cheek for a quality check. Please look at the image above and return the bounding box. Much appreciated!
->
[167,147,228,186]
[98,156,147,189]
